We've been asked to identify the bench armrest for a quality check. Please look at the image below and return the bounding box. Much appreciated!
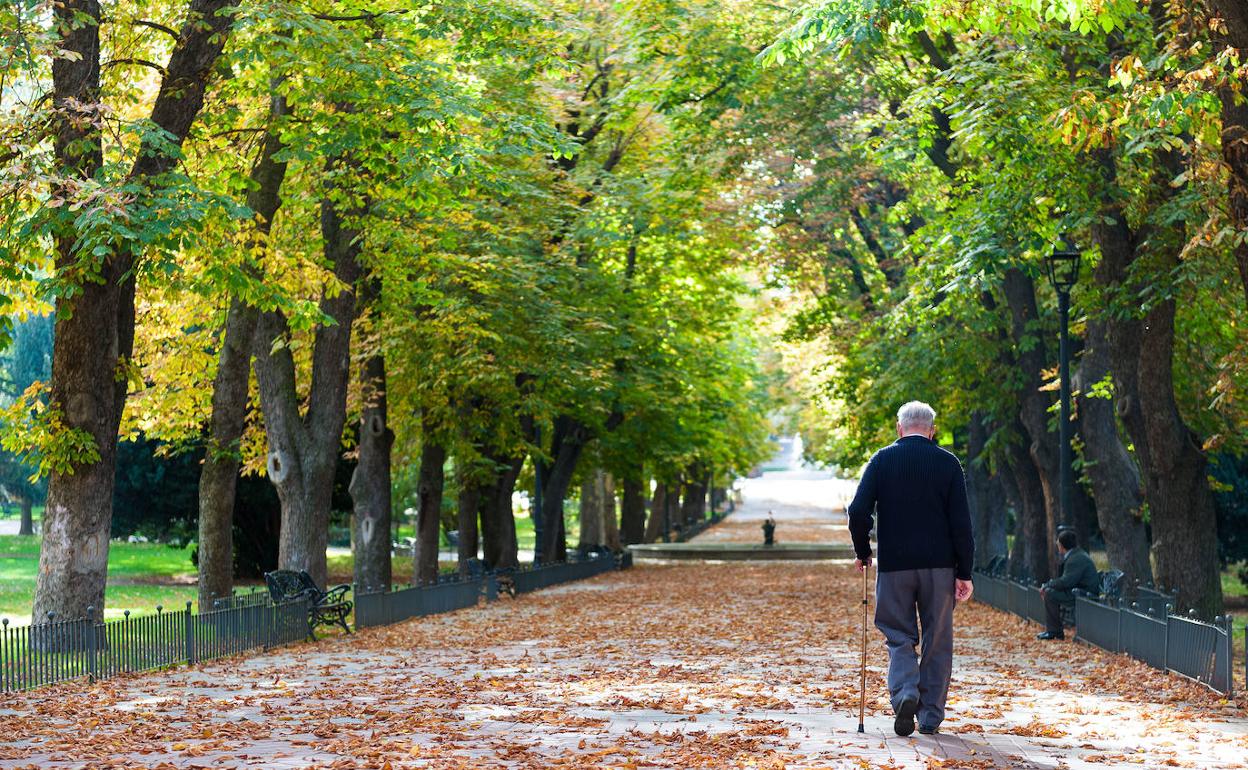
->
[322,584,350,605]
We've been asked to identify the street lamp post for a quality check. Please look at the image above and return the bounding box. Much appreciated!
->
[1045,247,1081,531]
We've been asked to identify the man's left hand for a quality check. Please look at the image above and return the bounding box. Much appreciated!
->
[855,557,872,573]
[955,578,973,603]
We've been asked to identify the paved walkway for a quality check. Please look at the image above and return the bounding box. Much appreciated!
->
[2,460,1246,768]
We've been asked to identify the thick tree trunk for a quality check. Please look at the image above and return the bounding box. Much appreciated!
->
[538,415,590,561]
[644,482,667,543]
[1001,268,1062,577]
[18,496,33,536]
[1004,425,1050,583]
[349,344,393,593]
[1213,0,1248,307]
[578,470,605,549]
[253,190,362,588]
[1091,152,1222,616]
[36,0,235,623]
[1075,319,1151,585]
[197,90,289,609]
[602,472,620,551]
[480,455,523,570]
[680,471,707,527]
[456,466,481,571]
[966,412,1008,568]
[414,435,446,585]
[619,476,647,545]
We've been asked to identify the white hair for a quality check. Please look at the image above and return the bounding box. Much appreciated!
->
[897,401,936,430]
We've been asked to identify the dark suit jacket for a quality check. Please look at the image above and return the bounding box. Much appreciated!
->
[1044,548,1100,596]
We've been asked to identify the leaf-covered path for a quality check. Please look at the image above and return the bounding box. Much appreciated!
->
[2,467,1246,769]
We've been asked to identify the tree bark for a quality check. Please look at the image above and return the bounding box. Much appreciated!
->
[480,454,523,570]
[1004,422,1051,583]
[1075,319,1152,586]
[537,415,590,561]
[644,481,667,544]
[578,469,605,549]
[1000,268,1062,577]
[414,433,446,585]
[253,188,363,588]
[349,338,393,593]
[966,412,1008,568]
[18,496,33,537]
[36,0,236,623]
[455,464,481,571]
[680,470,707,528]
[619,476,647,545]
[1090,150,1223,616]
[1212,0,1248,307]
[197,89,289,610]
[602,472,620,551]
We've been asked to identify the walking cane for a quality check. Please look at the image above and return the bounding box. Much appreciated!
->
[857,562,868,733]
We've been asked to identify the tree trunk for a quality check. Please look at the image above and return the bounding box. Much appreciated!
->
[1091,150,1222,616]
[1001,268,1062,577]
[480,455,523,570]
[1075,319,1151,586]
[18,496,33,537]
[253,189,363,589]
[35,0,236,623]
[538,415,590,561]
[578,470,605,549]
[619,476,647,545]
[1004,424,1050,583]
[680,471,707,527]
[1212,0,1248,308]
[456,465,481,571]
[644,482,667,544]
[349,343,393,593]
[966,412,1007,568]
[414,435,446,585]
[602,472,620,551]
[197,89,289,610]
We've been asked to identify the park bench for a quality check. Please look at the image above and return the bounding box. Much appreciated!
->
[264,570,353,640]
[1062,569,1126,628]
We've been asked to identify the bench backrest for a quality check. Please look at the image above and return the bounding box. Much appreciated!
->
[265,570,321,603]
[1099,569,1125,600]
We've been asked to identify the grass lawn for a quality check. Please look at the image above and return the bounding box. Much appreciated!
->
[0,534,199,625]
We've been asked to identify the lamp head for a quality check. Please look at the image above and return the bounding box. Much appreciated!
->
[1046,248,1081,293]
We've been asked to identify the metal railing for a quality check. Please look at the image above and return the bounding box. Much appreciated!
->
[354,577,492,629]
[974,571,1235,695]
[512,554,618,594]
[3,546,630,692]
[0,598,311,693]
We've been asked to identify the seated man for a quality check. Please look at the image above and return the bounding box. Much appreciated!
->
[1037,530,1100,640]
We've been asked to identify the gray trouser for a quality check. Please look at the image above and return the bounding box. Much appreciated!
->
[874,568,956,728]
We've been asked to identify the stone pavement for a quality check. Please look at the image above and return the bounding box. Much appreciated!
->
[1,462,1246,769]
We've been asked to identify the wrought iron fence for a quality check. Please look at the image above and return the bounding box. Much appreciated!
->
[354,577,492,630]
[0,598,311,693]
[512,553,619,593]
[974,570,1235,695]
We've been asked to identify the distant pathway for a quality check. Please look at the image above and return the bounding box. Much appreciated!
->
[2,455,1246,768]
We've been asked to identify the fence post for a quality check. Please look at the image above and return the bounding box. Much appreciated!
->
[1163,604,1173,671]
[85,606,98,682]
[184,601,195,666]
[1223,614,1234,697]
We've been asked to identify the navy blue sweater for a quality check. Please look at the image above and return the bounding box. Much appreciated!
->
[847,435,974,580]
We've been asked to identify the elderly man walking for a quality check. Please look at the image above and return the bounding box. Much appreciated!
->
[848,401,974,737]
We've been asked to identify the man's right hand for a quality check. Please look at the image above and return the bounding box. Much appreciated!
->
[855,557,872,573]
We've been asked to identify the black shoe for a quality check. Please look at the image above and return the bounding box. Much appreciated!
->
[918,724,939,735]
[893,696,918,737]
[1036,631,1065,640]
